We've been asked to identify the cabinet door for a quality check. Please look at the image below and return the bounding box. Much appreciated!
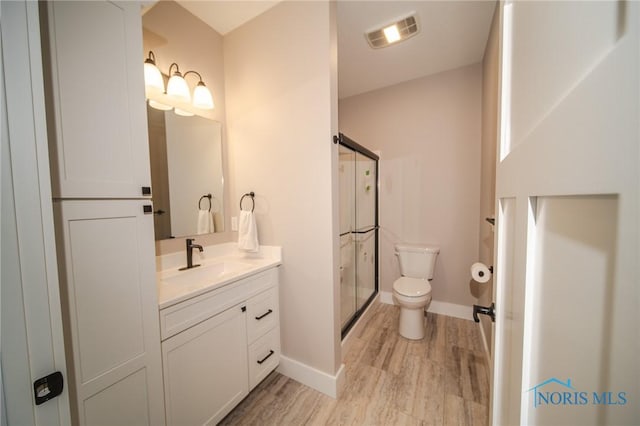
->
[42,1,151,198]
[54,200,164,426]
[162,304,249,426]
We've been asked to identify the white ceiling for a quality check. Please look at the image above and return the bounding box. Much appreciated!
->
[171,1,496,99]
[337,1,496,98]
[175,1,282,36]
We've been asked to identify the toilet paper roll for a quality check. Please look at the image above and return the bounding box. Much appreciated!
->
[470,262,492,283]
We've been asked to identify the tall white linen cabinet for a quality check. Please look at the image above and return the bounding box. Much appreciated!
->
[40,1,165,425]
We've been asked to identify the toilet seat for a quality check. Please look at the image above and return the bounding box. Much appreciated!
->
[393,277,431,297]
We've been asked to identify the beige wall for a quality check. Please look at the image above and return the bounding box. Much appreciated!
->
[478,6,500,354]
[339,64,482,307]
[224,1,341,376]
[142,1,235,254]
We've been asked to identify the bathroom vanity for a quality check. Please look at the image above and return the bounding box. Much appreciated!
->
[156,244,282,425]
[41,2,165,423]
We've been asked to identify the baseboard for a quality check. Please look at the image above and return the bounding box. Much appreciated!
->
[379,290,394,305]
[276,356,345,399]
[428,300,473,321]
[379,291,473,321]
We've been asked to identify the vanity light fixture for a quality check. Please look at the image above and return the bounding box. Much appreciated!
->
[191,74,215,110]
[166,63,191,102]
[366,13,419,49]
[143,51,215,113]
[143,51,164,96]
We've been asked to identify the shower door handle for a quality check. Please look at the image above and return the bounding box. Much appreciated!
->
[473,303,495,323]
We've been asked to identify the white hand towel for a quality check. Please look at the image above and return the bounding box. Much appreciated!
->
[197,209,215,235]
[238,210,259,252]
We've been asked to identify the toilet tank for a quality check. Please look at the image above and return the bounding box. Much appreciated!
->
[395,244,440,279]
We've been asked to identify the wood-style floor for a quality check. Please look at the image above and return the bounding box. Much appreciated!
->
[220,302,489,426]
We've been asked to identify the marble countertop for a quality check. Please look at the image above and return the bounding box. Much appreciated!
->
[156,243,282,310]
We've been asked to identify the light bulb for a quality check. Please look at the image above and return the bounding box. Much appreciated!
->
[143,53,164,97]
[192,82,214,110]
[383,24,401,44]
[167,72,191,103]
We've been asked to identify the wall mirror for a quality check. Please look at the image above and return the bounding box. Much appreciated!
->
[147,104,225,240]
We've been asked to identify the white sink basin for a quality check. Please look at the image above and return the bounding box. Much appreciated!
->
[161,260,253,287]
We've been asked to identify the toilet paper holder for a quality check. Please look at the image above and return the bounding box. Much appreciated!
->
[470,262,493,283]
[477,265,493,279]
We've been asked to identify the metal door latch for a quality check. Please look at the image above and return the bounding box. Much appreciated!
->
[473,303,495,323]
[33,372,64,405]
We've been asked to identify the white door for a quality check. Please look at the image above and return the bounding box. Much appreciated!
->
[1,2,71,424]
[492,1,639,425]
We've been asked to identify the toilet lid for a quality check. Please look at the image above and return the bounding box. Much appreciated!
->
[393,277,431,297]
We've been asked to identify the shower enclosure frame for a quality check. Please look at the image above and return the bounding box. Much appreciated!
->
[335,133,379,339]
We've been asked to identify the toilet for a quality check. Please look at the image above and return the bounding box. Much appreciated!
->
[392,244,440,340]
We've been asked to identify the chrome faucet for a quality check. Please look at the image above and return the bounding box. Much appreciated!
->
[180,238,203,271]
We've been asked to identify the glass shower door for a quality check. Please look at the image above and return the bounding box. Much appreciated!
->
[337,134,378,337]
[354,152,376,312]
[339,145,356,329]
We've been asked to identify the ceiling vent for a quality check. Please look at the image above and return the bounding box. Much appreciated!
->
[366,14,419,49]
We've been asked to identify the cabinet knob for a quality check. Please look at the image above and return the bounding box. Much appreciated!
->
[241,306,247,312]
[141,186,152,196]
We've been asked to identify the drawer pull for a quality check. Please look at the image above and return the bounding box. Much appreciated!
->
[255,309,273,320]
[257,350,275,365]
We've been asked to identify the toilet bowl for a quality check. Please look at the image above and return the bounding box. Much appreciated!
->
[393,277,432,339]
[392,244,439,340]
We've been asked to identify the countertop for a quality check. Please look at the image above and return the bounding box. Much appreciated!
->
[156,243,282,310]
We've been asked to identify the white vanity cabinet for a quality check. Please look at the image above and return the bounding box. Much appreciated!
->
[41,1,164,424]
[160,267,281,425]
[53,200,164,425]
[42,1,151,199]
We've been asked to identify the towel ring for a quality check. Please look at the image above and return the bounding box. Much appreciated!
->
[198,194,212,212]
[240,192,255,212]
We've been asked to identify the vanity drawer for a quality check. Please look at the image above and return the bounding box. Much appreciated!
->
[248,327,280,389]
[246,286,279,343]
[160,268,278,340]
